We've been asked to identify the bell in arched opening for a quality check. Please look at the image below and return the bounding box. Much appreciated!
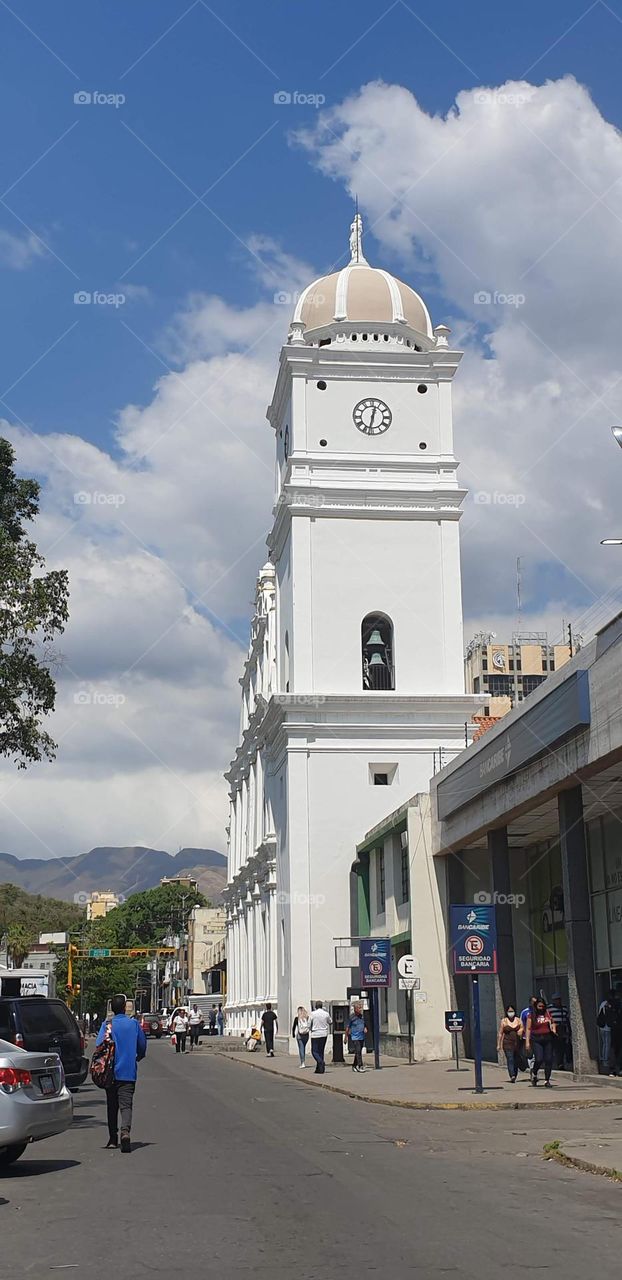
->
[361,613,395,690]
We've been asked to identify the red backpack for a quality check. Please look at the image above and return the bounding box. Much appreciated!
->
[90,1022,115,1089]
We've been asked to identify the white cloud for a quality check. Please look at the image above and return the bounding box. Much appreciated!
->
[0,228,45,270]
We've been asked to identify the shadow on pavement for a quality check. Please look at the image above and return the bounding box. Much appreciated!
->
[1,1159,80,1178]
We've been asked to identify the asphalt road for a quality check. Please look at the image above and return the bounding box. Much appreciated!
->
[1,1041,621,1279]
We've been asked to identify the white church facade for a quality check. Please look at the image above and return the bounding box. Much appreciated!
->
[223,218,479,1051]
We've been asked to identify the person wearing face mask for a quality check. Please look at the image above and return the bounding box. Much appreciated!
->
[525,996,557,1087]
[497,1002,523,1082]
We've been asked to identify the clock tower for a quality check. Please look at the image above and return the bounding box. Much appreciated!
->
[224,217,478,1050]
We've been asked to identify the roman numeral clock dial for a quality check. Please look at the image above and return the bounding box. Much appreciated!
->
[353,398,392,435]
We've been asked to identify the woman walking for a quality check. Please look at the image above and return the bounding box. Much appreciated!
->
[292,1006,310,1067]
[172,1009,189,1054]
[525,996,557,1087]
[497,1003,523,1082]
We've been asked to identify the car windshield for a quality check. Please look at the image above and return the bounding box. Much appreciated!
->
[18,1002,75,1035]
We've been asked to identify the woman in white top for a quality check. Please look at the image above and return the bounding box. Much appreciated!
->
[172,1010,189,1053]
[292,1006,310,1067]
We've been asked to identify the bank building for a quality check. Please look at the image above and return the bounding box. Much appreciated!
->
[223,217,479,1048]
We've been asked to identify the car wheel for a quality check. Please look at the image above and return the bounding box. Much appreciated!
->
[0,1143,27,1168]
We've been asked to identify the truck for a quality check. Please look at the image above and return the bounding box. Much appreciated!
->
[0,969,55,999]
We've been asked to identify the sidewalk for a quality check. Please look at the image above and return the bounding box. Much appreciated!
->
[213,1041,622,1111]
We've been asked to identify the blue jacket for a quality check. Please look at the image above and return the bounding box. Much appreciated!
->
[96,1014,147,1081]
[347,1013,365,1041]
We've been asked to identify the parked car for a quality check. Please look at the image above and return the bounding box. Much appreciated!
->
[0,1037,73,1167]
[0,998,89,1090]
[140,1013,165,1038]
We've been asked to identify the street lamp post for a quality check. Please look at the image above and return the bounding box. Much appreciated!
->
[601,427,622,545]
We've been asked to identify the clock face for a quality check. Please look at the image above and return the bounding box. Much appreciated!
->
[353,398,392,435]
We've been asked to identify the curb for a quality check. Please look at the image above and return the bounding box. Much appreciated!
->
[219,1051,622,1112]
[544,1143,622,1182]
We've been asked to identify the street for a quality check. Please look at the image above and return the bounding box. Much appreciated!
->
[1,1041,621,1278]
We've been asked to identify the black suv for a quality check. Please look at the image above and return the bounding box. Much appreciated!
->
[0,997,89,1089]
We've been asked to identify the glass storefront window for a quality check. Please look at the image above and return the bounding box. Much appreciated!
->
[602,814,622,890]
[527,840,567,981]
[591,893,610,972]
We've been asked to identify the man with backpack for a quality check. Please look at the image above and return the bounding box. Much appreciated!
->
[95,994,147,1153]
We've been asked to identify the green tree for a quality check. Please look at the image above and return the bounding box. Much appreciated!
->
[94,882,208,949]
[0,438,69,765]
[5,921,36,966]
[0,883,85,939]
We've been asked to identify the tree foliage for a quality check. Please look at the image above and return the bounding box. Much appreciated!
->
[92,882,208,949]
[0,882,85,941]
[0,438,69,766]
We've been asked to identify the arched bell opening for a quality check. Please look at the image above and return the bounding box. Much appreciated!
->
[361,613,395,691]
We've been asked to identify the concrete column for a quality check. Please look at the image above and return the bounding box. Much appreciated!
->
[488,827,517,1027]
[558,787,599,1074]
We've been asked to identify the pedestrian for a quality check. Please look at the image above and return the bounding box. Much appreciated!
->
[291,1005,310,1067]
[261,1002,278,1056]
[217,1003,224,1035]
[208,1006,217,1036]
[548,993,571,1070]
[172,1009,188,1053]
[597,989,622,1076]
[345,1002,366,1073]
[85,1012,91,1036]
[520,995,537,1080]
[497,1002,523,1082]
[96,993,147,1154]
[525,996,556,1087]
[188,1004,202,1051]
[308,1001,332,1074]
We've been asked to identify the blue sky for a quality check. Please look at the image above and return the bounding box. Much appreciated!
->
[2,0,622,446]
[5,1,622,857]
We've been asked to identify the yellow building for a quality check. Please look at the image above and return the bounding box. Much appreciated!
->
[86,890,121,921]
[465,632,572,715]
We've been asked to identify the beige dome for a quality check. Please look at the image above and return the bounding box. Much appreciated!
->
[291,215,433,342]
[293,263,432,338]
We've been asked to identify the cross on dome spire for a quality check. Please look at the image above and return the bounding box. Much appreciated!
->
[349,206,368,264]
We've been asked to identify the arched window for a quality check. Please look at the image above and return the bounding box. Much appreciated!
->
[362,613,394,690]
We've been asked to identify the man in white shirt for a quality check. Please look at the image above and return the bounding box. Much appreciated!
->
[308,1001,332,1074]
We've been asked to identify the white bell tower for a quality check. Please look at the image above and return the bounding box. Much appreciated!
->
[224,218,478,1047]
[269,214,466,700]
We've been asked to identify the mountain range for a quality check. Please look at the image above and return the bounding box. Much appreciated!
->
[0,846,227,905]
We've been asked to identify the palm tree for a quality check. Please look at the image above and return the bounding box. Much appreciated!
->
[5,923,35,968]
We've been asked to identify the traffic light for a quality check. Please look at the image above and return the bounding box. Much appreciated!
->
[129,948,149,958]
[157,947,176,957]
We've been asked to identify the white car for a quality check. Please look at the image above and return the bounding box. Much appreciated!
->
[0,1037,73,1168]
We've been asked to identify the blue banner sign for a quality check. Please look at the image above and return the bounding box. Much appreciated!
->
[450,905,498,975]
[359,937,391,988]
[445,1010,466,1032]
